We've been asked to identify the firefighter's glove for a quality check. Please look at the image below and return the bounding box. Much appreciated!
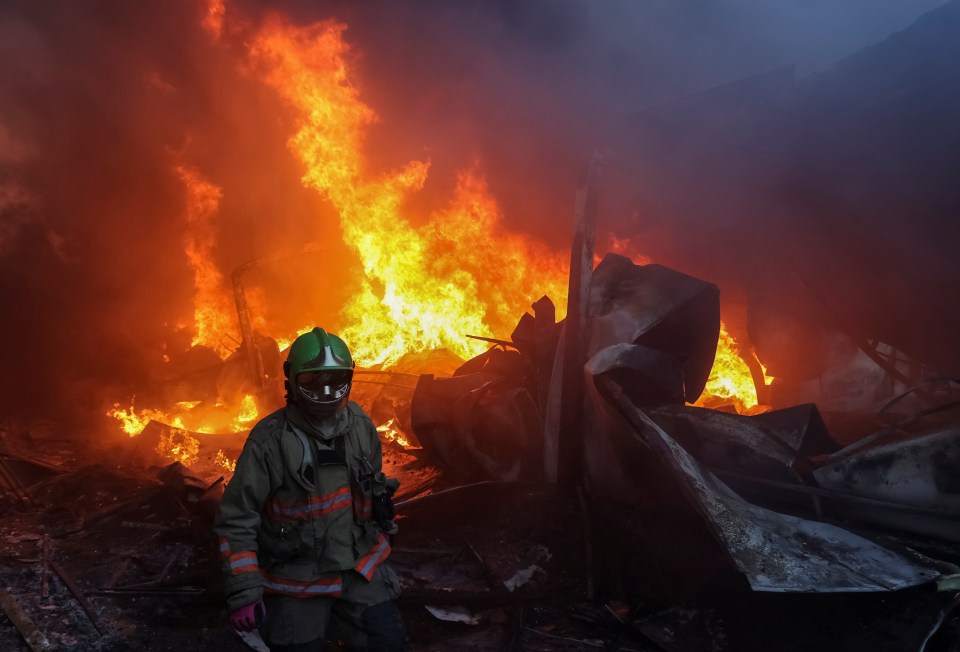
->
[230,598,265,632]
[372,474,400,531]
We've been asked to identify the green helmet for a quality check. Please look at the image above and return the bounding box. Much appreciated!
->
[283,327,355,416]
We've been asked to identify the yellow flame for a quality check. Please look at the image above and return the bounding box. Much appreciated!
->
[107,402,151,437]
[231,394,259,430]
[107,401,187,437]
[156,428,200,466]
[700,322,764,411]
[376,418,409,448]
[249,18,567,367]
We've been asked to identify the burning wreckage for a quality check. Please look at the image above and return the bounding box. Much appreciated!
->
[1,249,959,651]
[5,2,960,649]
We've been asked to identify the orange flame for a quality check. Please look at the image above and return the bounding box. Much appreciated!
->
[107,12,771,446]
[156,428,201,466]
[177,165,237,359]
[107,401,187,437]
[108,394,258,437]
[249,18,567,366]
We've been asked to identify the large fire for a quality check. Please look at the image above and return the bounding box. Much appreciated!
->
[108,7,770,460]
[249,17,569,367]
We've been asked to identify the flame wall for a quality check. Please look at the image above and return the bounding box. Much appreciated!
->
[0,0,950,427]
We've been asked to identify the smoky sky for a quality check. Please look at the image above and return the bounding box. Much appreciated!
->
[0,0,948,424]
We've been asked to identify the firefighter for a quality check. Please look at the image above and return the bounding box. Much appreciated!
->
[214,327,406,651]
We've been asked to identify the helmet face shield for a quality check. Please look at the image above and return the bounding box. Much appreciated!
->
[285,328,356,417]
[296,369,352,413]
[297,370,352,395]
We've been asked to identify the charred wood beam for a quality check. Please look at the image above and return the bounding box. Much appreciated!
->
[392,473,440,503]
[88,588,203,598]
[105,557,131,590]
[0,587,52,651]
[77,486,166,532]
[554,152,603,486]
[49,560,105,636]
[532,296,558,418]
[465,334,516,349]
[40,536,50,599]
[113,547,184,590]
[231,242,325,392]
[232,275,266,392]
[0,450,65,474]
[394,480,519,511]
[0,456,32,505]
[462,539,511,596]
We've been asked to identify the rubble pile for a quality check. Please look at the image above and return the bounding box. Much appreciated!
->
[3,254,960,650]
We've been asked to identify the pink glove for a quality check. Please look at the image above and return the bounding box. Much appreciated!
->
[230,598,265,632]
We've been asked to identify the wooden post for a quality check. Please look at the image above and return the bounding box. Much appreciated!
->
[40,535,50,599]
[553,152,602,486]
[0,587,52,651]
[50,560,105,636]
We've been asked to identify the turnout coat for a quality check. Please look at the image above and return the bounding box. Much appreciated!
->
[214,402,395,610]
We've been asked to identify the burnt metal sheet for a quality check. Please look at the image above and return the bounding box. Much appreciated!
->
[815,425,960,542]
[586,343,685,407]
[587,254,720,402]
[751,403,839,456]
[411,374,541,481]
[646,404,807,482]
[587,353,941,592]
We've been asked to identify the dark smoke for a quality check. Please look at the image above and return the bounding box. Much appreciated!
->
[0,0,950,426]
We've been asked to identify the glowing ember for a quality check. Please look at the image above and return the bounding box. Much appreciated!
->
[249,18,568,367]
[157,428,201,466]
[376,418,410,448]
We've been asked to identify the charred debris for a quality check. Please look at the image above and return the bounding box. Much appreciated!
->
[3,246,960,651]
[4,245,960,652]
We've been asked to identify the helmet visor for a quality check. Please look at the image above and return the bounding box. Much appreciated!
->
[297,370,352,393]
